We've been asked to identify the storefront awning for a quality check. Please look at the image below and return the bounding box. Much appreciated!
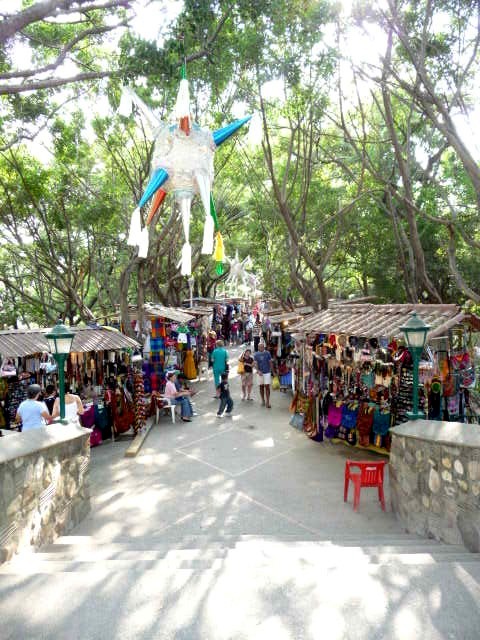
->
[0,326,140,358]
[291,304,478,341]
[144,304,194,323]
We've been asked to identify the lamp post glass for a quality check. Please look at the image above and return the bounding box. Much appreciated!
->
[45,320,74,421]
[400,312,430,421]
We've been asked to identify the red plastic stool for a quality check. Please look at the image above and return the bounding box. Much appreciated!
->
[344,460,387,511]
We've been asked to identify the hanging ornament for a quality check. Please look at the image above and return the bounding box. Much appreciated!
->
[121,62,251,274]
[127,207,142,247]
[213,231,225,275]
[225,251,254,296]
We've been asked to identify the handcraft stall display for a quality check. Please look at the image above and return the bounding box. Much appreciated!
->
[0,325,140,439]
[121,303,211,393]
[287,304,480,453]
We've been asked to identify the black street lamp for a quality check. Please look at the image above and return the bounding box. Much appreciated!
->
[45,320,74,421]
[400,312,430,420]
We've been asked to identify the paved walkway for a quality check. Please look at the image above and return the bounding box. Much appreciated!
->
[1,346,480,639]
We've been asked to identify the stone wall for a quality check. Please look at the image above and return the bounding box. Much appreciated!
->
[0,424,91,564]
[390,420,480,552]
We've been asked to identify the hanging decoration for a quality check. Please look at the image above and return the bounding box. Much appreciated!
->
[224,250,253,295]
[121,63,251,275]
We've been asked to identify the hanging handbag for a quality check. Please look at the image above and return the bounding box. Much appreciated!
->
[459,366,476,389]
[237,359,245,375]
[0,359,17,377]
[90,428,102,447]
[289,413,304,430]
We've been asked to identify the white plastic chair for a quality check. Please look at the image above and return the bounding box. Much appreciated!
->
[155,396,177,424]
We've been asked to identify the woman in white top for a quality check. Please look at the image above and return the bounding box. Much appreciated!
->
[52,385,84,422]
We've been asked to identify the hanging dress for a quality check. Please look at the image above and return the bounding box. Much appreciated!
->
[183,350,197,380]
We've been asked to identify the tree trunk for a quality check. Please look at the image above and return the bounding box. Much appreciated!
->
[119,258,137,338]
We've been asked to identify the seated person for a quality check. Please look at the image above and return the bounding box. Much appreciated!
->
[163,371,194,423]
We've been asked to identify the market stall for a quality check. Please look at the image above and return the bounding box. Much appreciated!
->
[0,325,140,436]
[288,304,480,453]
[252,306,314,393]
[121,303,209,394]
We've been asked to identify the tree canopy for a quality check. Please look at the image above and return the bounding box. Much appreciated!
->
[1,0,480,327]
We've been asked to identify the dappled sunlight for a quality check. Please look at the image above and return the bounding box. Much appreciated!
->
[4,341,479,639]
[392,608,422,637]
[252,437,275,449]
[309,606,346,640]
[250,616,294,640]
[134,452,171,466]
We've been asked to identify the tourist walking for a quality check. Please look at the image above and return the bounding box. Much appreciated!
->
[16,384,52,431]
[163,371,194,422]
[254,342,273,408]
[52,385,85,422]
[252,314,262,352]
[211,339,229,389]
[239,348,254,401]
[216,372,233,418]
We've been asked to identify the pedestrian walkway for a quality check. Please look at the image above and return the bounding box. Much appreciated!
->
[1,346,480,639]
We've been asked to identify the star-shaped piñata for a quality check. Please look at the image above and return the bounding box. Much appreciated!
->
[122,64,251,275]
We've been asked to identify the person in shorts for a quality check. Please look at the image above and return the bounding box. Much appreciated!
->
[254,342,273,408]
[239,348,254,401]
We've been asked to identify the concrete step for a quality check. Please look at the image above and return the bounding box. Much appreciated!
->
[35,541,469,561]
[2,546,478,574]
[48,532,447,547]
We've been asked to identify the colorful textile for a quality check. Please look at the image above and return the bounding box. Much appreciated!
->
[341,403,359,429]
[327,402,343,427]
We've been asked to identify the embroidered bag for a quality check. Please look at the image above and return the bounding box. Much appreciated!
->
[372,409,391,436]
[289,413,304,430]
[327,402,343,427]
[341,403,358,429]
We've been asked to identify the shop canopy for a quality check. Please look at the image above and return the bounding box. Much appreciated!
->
[291,304,480,342]
[269,306,313,324]
[120,303,194,324]
[144,303,194,324]
[0,326,140,358]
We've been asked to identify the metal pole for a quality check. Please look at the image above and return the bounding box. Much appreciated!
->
[411,350,419,417]
[57,353,67,421]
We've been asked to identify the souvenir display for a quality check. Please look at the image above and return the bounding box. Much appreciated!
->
[287,321,479,454]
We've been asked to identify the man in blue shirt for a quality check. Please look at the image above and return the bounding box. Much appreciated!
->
[254,342,273,408]
[16,384,51,431]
